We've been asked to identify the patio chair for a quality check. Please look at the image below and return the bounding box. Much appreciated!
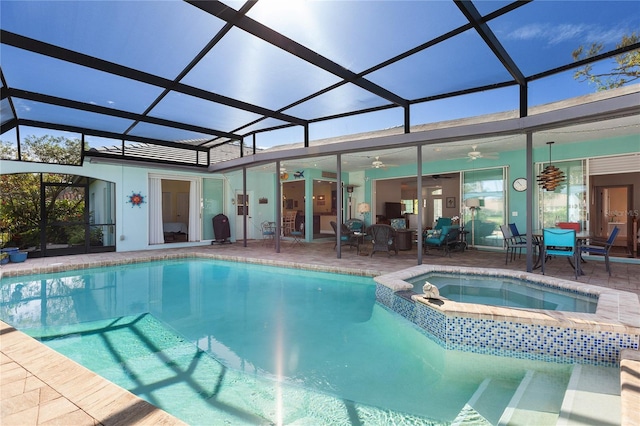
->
[290,222,304,247]
[261,221,276,246]
[423,225,460,257]
[345,218,364,232]
[542,228,579,279]
[283,211,297,236]
[367,224,398,257]
[330,221,357,251]
[501,224,528,264]
[580,226,619,276]
[425,217,452,237]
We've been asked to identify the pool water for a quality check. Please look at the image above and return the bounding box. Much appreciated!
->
[409,273,598,313]
[0,259,604,424]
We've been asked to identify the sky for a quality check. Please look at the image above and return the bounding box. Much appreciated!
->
[1,0,638,150]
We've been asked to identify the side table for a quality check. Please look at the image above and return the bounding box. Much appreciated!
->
[396,229,413,250]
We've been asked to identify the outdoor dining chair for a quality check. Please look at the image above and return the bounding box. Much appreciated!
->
[261,221,276,246]
[290,222,304,247]
[580,226,619,276]
[542,228,580,279]
[500,224,528,264]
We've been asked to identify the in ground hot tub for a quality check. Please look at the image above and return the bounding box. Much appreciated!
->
[407,273,598,313]
[374,265,639,366]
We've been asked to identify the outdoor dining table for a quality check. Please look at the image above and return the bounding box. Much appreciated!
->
[532,229,592,273]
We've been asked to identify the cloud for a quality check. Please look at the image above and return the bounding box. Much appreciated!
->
[507,23,588,45]
[506,22,631,46]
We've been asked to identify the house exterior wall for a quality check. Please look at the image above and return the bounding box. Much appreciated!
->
[2,133,638,253]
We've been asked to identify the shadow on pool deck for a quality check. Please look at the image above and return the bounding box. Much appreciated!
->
[1,240,639,425]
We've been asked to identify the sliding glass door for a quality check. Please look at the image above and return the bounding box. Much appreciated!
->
[462,167,506,248]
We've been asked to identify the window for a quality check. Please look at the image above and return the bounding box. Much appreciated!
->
[536,160,586,229]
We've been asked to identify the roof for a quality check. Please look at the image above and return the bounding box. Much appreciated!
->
[1,1,639,169]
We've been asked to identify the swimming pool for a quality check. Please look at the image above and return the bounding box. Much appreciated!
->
[407,273,598,313]
[0,258,620,424]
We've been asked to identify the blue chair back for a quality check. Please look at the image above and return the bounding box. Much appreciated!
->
[606,226,620,245]
[345,219,364,232]
[543,228,576,257]
[509,223,521,237]
[425,225,460,245]
[434,217,452,230]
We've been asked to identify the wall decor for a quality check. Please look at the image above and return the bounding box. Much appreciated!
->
[446,197,456,208]
[259,197,268,204]
[127,192,146,207]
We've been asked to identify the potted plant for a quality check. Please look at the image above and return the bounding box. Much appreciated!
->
[0,252,9,265]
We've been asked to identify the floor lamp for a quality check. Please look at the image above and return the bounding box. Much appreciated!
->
[465,198,480,249]
[358,202,370,227]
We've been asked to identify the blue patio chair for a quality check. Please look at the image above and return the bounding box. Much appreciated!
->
[501,224,528,264]
[424,225,460,257]
[580,226,619,276]
[542,228,579,279]
[425,217,452,238]
[261,221,276,246]
[330,221,357,251]
[290,222,304,246]
[345,218,364,232]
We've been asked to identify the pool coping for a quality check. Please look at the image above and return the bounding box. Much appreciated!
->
[1,320,187,425]
[0,250,381,279]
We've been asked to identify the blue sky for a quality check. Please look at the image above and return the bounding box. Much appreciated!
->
[1,1,638,149]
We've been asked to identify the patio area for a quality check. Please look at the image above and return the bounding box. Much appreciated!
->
[1,241,639,425]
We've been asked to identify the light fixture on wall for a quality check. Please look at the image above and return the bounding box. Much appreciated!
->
[358,202,370,225]
[465,198,480,249]
[537,141,565,191]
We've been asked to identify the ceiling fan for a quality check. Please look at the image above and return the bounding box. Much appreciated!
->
[371,156,386,169]
[467,145,498,161]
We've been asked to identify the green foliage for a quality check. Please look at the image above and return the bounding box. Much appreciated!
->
[1,135,85,249]
[22,135,82,164]
[573,32,640,90]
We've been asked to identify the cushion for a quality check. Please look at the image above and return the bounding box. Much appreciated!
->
[438,226,451,241]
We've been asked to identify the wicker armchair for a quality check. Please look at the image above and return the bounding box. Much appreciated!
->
[367,224,398,257]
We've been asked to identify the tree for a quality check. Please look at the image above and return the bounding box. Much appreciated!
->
[0,135,84,248]
[573,32,640,91]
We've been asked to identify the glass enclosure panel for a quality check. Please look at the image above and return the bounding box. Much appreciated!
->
[88,180,116,248]
[536,160,587,230]
[463,168,506,248]
[45,183,86,255]
[0,173,116,256]
[202,178,224,241]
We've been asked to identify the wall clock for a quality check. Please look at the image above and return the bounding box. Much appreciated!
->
[512,177,527,192]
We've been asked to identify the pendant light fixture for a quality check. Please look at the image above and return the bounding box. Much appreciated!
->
[537,141,565,191]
